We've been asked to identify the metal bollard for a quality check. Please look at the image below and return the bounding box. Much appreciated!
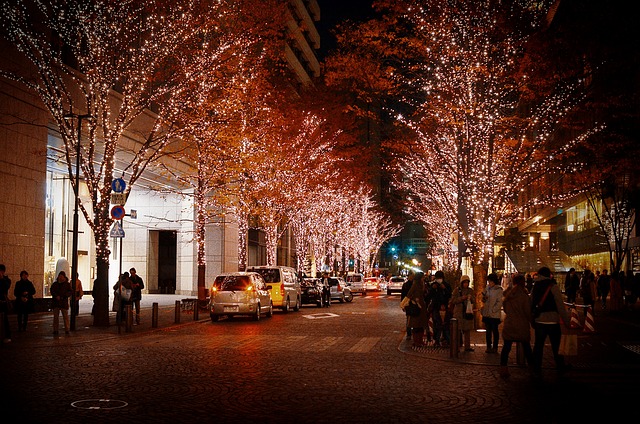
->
[193,300,199,321]
[126,304,133,332]
[175,300,181,324]
[449,318,459,358]
[152,302,159,328]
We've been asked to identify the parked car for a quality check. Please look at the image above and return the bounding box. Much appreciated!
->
[386,275,406,295]
[345,273,366,295]
[364,277,380,292]
[209,272,273,322]
[300,278,324,307]
[328,277,353,303]
[246,265,302,312]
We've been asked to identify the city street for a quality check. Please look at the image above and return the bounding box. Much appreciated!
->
[1,292,639,423]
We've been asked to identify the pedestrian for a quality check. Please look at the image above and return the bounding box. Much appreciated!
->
[71,271,83,317]
[525,273,534,293]
[321,272,331,308]
[581,269,597,314]
[113,272,133,326]
[451,275,475,352]
[564,268,579,304]
[130,267,145,324]
[0,264,12,342]
[426,271,452,347]
[499,274,534,379]
[609,271,624,314]
[13,270,36,332]
[596,269,609,310]
[531,266,572,377]
[50,270,72,335]
[481,272,503,353]
[400,270,415,340]
[405,272,428,348]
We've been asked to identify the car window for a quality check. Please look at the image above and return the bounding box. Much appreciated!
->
[328,278,340,286]
[251,268,280,284]
[220,275,251,291]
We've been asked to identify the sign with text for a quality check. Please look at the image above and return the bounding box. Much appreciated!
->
[110,193,127,205]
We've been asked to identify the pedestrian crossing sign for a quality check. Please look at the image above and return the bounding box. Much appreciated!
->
[109,221,125,238]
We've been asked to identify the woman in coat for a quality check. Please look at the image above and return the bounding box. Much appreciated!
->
[406,272,429,348]
[13,270,36,332]
[481,273,503,353]
[499,274,534,378]
[451,275,475,351]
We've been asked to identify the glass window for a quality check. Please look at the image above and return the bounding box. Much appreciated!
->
[220,275,251,291]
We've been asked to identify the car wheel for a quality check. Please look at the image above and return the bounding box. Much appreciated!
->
[345,291,353,302]
[253,303,260,321]
[339,294,345,303]
[294,296,301,311]
[210,313,219,322]
[282,297,290,313]
[267,301,273,318]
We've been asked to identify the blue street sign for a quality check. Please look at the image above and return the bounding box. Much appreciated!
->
[109,221,125,238]
[110,205,125,220]
[111,178,126,193]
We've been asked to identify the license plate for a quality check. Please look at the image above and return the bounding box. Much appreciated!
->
[223,306,238,312]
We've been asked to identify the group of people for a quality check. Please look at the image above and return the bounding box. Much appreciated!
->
[112,267,145,326]
[569,268,639,314]
[0,263,144,340]
[400,266,574,379]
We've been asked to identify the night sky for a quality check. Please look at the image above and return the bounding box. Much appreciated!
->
[316,0,375,57]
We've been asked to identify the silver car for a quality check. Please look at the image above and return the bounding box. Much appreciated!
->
[386,276,406,295]
[209,272,273,321]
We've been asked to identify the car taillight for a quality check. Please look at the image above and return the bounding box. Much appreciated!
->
[280,283,285,294]
[211,287,218,293]
[337,284,342,291]
[246,286,253,292]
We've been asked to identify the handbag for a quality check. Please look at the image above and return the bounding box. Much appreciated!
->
[405,300,421,317]
[559,333,578,356]
[464,299,474,320]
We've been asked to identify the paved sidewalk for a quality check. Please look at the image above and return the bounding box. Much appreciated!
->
[398,303,640,371]
[0,294,207,347]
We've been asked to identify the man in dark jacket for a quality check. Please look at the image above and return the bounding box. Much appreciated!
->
[564,268,579,304]
[129,267,144,324]
[400,271,415,340]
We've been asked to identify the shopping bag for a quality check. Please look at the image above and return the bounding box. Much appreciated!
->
[559,333,578,356]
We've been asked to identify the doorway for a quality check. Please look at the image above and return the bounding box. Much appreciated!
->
[153,230,177,294]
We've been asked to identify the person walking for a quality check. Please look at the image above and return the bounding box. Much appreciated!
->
[13,270,36,332]
[531,266,572,377]
[50,271,72,335]
[564,268,579,304]
[129,267,145,325]
[451,275,475,352]
[426,270,452,347]
[71,272,83,317]
[609,271,624,314]
[321,272,331,308]
[499,274,534,379]
[0,264,12,342]
[400,271,415,340]
[581,269,597,315]
[481,273,503,353]
[596,269,609,310]
[405,272,428,348]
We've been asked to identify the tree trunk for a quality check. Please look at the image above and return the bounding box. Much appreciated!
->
[472,260,488,329]
[92,256,111,327]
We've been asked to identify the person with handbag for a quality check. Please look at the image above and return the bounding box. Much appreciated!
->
[50,271,72,335]
[499,273,534,379]
[405,272,428,348]
[531,266,572,377]
[113,272,133,326]
[13,270,36,332]
[451,275,475,352]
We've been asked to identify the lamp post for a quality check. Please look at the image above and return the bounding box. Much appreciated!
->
[63,113,94,331]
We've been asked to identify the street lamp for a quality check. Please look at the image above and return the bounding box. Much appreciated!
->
[63,112,94,331]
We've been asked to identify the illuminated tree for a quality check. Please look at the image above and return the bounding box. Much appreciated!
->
[0,0,279,325]
[328,0,603,315]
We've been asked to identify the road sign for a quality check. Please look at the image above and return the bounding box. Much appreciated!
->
[130,209,137,219]
[110,205,125,220]
[111,178,126,193]
[109,221,125,238]
[110,193,127,205]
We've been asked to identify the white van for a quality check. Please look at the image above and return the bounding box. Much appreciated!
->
[246,265,302,312]
[345,273,366,295]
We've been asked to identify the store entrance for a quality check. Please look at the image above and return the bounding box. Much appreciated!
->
[158,230,177,294]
